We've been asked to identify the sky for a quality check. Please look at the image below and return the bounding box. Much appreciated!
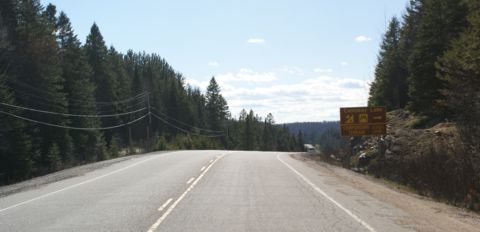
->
[42,0,409,123]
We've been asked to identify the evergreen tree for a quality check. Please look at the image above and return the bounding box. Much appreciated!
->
[84,23,120,143]
[407,0,468,118]
[369,17,404,109]
[57,12,107,162]
[0,0,304,185]
[396,0,424,108]
[0,0,17,42]
[0,7,33,183]
[243,110,255,150]
[297,130,305,152]
[15,0,72,171]
[437,0,480,192]
[0,73,33,184]
[262,113,275,151]
[205,77,229,131]
[108,46,133,146]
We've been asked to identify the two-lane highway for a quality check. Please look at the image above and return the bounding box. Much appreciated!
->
[0,151,476,231]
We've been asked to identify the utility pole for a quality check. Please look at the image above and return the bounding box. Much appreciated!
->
[146,92,151,152]
[148,91,152,124]
[128,126,132,154]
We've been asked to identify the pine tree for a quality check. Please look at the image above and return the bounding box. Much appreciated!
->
[262,113,275,151]
[108,46,133,146]
[205,77,229,131]
[15,0,73,171]
[0,7,33,183]
[84,23,120,144]
[297,130,305,151]
[396,0,423,108]
[407,0,468,118]
[57,12,107,162]
[369,17,404,109]
[437,0,480,193]
[0,0,17,43]
[84,23,120,105]
[243,110,255,150]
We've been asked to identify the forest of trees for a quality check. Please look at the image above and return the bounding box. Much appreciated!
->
[368,0,480,198]
[285,121,339,144]
[0,0,304,185]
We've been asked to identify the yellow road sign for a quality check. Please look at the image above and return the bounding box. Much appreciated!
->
[340,106,386,136]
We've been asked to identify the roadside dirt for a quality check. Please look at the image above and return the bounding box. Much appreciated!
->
[292,153,480,232]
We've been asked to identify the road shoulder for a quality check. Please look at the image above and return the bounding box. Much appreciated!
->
[0,151,169,197]
[292,153,480,232]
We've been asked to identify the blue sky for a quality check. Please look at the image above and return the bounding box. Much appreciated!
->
[42,0,409,123]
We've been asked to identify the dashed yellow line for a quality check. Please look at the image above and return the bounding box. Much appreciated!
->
[157,198,172,212]
[147,154,225,232]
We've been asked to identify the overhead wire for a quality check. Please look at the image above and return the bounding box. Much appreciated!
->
[0,110,149,131]
[150,107,224,134]
[2,85,148,113]
[0,102,147,118]
[1,82,224,137]
[4,80,148,105]
[150,112,224,138]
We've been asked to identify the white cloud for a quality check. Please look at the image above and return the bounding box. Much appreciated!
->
[216,68,277,83]
[313,68,333,73]
[186,70,369,122]
[354,35,372,43]
[282,66,304,75]
[208,61,219,67]
[341,61,348,66]
[221,75,368,122]
[247,38,265,44]
[185,78,209,90]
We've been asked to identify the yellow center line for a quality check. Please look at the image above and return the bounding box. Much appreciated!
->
[157,198,173,212]
[147,154,225,232]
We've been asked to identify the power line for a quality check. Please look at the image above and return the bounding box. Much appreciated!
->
[19,93,145,114]
[4,81,148,105]
[150,107,224,134]
[150,112,224,138]
[0,102,147,118]
[2,85,147,113]
[0,110,148,131]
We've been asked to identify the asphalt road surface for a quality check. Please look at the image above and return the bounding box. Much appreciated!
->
[0,151,478,232]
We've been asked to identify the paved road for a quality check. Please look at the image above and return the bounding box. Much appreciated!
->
[0,151,456,231]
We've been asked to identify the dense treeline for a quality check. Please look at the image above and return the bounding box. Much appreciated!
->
[0,0,303,185]
[368,0,480,205]
[285,121,339,144]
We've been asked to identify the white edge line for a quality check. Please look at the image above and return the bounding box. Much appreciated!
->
[200,166,206,171]
[0,154,164,213]
[276,153,376,232]
[186,177,195,185]
[157,198,173,211]
[147,154,225,232]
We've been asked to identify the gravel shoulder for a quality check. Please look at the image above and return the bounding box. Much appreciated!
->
[292,153,480,232]
[0,152,168,197]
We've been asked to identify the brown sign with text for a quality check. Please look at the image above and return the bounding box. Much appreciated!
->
[340,106,386,136]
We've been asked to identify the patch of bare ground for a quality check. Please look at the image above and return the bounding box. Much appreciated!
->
[292,153,480,232]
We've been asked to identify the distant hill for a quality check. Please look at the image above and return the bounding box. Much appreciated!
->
[284,121,339,144]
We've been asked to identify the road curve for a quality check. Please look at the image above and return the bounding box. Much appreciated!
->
[0,151,475,231]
